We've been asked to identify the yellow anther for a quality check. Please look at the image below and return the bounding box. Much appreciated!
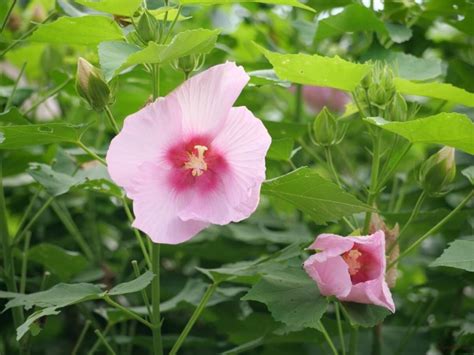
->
[184,145,208,176]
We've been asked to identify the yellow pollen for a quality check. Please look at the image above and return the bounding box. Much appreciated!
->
[184,145,208,177]
[342,249,362,276]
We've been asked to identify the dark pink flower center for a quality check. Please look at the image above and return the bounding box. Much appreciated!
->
[342,246,380,284]
[166,136,228,192]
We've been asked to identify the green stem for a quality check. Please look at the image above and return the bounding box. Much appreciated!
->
[388,190,473,269]
[14,196,54,245]
[325,147,342,187]
[170,283,218,355]
[14,189,40,239]
[370,324,382,355]
[294,84,303,123]
[132,260,153,320]
[0,11,55,57]
[363,131,382,234]
[151,243,163,355]
[93,329,117,355]
[104,106,120,134]
[318,320,339,355]
[0,154,24,328]
[162,6,181,44]
[103,295,154,329]
[335,302,346,355]
[77,141,107,166]
[388,191,426,254]
[123,199,151,268]
[5,61,26,111]
[50,200,95,261]
[87,325,111,355]
[349,326,358,355]
[23,78,71,116]
[72,320,91,355]
[0,0,17,33]
[20,231,31,294]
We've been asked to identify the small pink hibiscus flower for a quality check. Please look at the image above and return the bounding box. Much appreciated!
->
[303,231,395,312]
[106,62,271,244]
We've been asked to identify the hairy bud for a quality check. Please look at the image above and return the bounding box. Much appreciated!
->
[171,54,205,78]
[137,10,160,43]
[386,93,408,122]
[311,107,345,146]
[76,57,112,112]
[419,147,456,196]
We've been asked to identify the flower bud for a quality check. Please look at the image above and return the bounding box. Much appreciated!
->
[137,10,160,43]
[76,57,112,112]
[171,54,205,78]
[386,93,408,122]
[312,107,339,146]
[418,147,456,196]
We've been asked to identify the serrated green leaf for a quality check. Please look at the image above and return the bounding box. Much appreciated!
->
[28,244,88,281]
[98,41,141,81]
[262,167,373,225]
[5,283,102,311]
[0,123,88,150]
[0,108,31,125]
[363,113,474,154]
[430,240,474,272]
[179,0,315,12]
[394,78,474,107]
[29,16,124,45]
[340,302,391,327]
[108,271,155,296]
[259,46,474,106]
[461,166,474,185]
[267,138,294,161]
[257,44,370,92]
[28,163,122,197]
[242,267,328,329]
[123,29,219,67]
[315,4,386,41]
[76,0,142,16]
[16,307,60,341]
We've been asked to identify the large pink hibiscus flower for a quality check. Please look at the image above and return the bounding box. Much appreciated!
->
[106,62,271,244]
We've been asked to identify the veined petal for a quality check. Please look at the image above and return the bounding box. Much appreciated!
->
[304,254,352,298]
[177,106,270,225]
[106,96,182,192]
[130,162,209,244]
[170,62,249,138]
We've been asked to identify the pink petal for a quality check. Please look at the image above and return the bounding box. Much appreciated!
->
[304,254,352,298]
[177,106,271,225]
[308,233,354,258]
[129,162,209,244]
[106,97,182,192]
[341,277,395,312]
[170,62,249,138]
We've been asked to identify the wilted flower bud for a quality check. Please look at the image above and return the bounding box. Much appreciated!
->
[171,54,205,78]
[312,107,341,146]
[76,57,112,112]
[419,147,456,196]
[386,93,408,122]
[137,10,160,43]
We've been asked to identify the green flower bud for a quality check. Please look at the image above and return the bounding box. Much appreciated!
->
[76,57,111,112]
[312,107,339,146]
[387,93,408,122]
[419,147,456,196]
[137,10,160,43]
[171,54,205,78]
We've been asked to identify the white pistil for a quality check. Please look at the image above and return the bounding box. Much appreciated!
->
[184,145,208,176]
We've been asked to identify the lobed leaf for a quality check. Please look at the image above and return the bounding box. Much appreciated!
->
[0,123,89,150]
[29,16,124,45]
[108,271,155,296]
[75,0,142,16]
[242,267,328,330]
[262,167,373,225]
[430,240,474,272]
[363,113,474,154]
